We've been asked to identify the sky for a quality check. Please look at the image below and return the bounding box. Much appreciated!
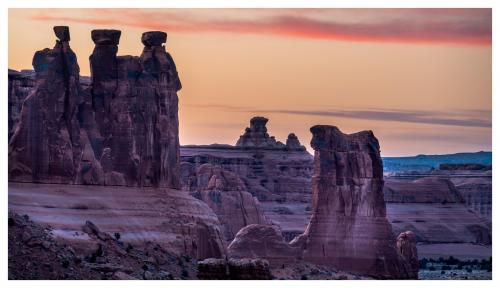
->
[8,8,492,156]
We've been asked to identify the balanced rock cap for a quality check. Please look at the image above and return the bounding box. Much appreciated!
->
[53,26,70,42]
[91,29,121,45]
[141,31,167,47]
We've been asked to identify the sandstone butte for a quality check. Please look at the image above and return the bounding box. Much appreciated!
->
[8,26,226,261]
[228,125,418,279]
[9,26,181,188]
[8,26,420,279]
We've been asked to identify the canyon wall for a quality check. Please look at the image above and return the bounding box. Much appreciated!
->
[9,27,181,188]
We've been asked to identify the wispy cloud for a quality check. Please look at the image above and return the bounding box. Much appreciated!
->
[29,8,492,46]
[186,104,491,128]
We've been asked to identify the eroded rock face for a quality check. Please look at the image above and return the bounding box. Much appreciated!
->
[181,163,268,241]
[396,231,419,279]
[9,26,84,184]
[197,258,272,280]
[384,177,464,203]
[227,224,299,266]
[235,116,305,150]
[8,69,35,140]
[291,125,414,279]
[181,117,313,204]
[9,27,182,188]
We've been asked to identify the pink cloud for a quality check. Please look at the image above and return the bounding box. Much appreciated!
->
[30,9,492,46]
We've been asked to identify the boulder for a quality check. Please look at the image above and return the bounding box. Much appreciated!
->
[227,224,298,266]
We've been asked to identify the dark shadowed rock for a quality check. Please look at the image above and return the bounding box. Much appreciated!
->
[53,26,70,42]
[197,258,227,280]
[9,26,84,184]
[236,116,285,148]
[286,133,304,150]
[396,231,419,279]
[290,125,415,279]
[8,69,35,140]
[197,257,272,280]
[90,29,121,45]
[141,31,167,47]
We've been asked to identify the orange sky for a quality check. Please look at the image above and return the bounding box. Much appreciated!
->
[8,9,492,156]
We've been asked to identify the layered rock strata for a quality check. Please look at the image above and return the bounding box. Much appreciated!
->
[9,182,225,260]
[9,26,84,184]
[8,69,35,140]
[181,117,313,203]
[290,125,414,279]
[9,27,181,188]
[226,126,415,279]
[180,163,268,241]
[385,177,491,244]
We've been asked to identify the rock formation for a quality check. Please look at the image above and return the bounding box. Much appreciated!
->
[8,26,182,188]
[9,26,84,184]
[227,224,299,266]
[181,117,313,203]
[396,231,419,279]
[197,258,272,280]
[180,163,268,241]
[384,177,464,203]
[290,125,414,279]
[8,69,35,140]
[235,116,306,151]
[180,117,313,241]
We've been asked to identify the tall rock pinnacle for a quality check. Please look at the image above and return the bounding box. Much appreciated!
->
[290,125,416,279]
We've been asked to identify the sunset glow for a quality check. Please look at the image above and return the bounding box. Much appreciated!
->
[8,8,492,156]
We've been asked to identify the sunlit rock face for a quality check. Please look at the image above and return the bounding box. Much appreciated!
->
[290,125,414,279]
[9,27,182,188]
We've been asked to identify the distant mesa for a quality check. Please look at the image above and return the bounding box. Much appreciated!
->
[235,116,306,151]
